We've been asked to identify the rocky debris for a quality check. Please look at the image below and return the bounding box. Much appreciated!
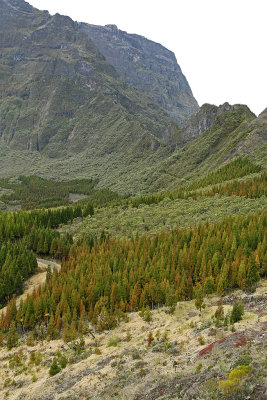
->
[194,320,211,333]
[221,293,267,315]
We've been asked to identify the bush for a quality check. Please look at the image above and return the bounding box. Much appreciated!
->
[196,363,202,373]
[234,353,253,367]
[131,348,141,360]
[126,329,131,342]
[219,365,251,396]
[230,302,244,323]
[139,306,152,323]
[49,359,61,376]
[107,336,120,347]
[59,356,67,369]
[147,332,154,346]
[198,336,205,345]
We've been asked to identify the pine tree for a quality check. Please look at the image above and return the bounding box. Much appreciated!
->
[47,313,57,339]
[195,284,205,314]
[49,359,61,376]
[230,302,244,323]
[246,257,260,288]
[6,321,18,350]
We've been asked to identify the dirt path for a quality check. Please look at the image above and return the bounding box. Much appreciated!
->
[0,258,61,313]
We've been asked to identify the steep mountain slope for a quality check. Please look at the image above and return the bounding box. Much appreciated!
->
[0,101,266,195]
[79,23,199,125]
[0,0,173,158]
[0,0,266,195]
[145,104,267,192]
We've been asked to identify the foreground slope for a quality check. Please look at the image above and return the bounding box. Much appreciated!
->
[0,282,266,400]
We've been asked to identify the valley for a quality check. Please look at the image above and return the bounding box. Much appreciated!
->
[0,1,266,399]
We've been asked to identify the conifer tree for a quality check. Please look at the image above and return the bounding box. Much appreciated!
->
[195,284,205,314]
[6,321,18,350]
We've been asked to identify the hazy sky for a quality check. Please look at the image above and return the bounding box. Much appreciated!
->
[29,0,267,115]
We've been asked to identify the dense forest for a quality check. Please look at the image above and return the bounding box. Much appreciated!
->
[128,170,266,209]
[0,155,266,344]
[0,176,122,210]
[188,157,262,190]
[0,206,81,305]
[1,211,265,341]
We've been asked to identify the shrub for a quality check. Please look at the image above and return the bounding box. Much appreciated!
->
[196,363,202,373]
[215,299,224,320]
[219,365,251,396]
[49,359,61,376]
[34,352,42,366]
[140,306,152,323]
[59,356,67,369]
[131,348,141,360]
[147,332,154,346]
[126,329,131,342]
[107,336,120,347]
[198,336,205,345]
[234,353,252,367]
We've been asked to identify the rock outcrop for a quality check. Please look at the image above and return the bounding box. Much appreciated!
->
[79,23,199,126]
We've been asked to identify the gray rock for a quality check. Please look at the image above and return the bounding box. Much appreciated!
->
[79,23,199,126]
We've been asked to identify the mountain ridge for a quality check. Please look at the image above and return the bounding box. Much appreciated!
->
[0,0,266,195]
[79,22,199,125]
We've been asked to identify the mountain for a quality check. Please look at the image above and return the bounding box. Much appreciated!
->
[0,0,174,156]
[79,23,199,125]
[145,103,267,192]
[0,0,266,195]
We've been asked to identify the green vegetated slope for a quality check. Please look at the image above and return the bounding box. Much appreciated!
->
[70,195,267,240]
[0,0,174,190]
[64,159,266,239]
[143,106,267,194]
[0,103,266,196]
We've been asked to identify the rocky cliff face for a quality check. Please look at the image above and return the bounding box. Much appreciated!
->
[177,102,254,146]
[0,0,265,194]
[0,0,174,157]
[79,23,199,126]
